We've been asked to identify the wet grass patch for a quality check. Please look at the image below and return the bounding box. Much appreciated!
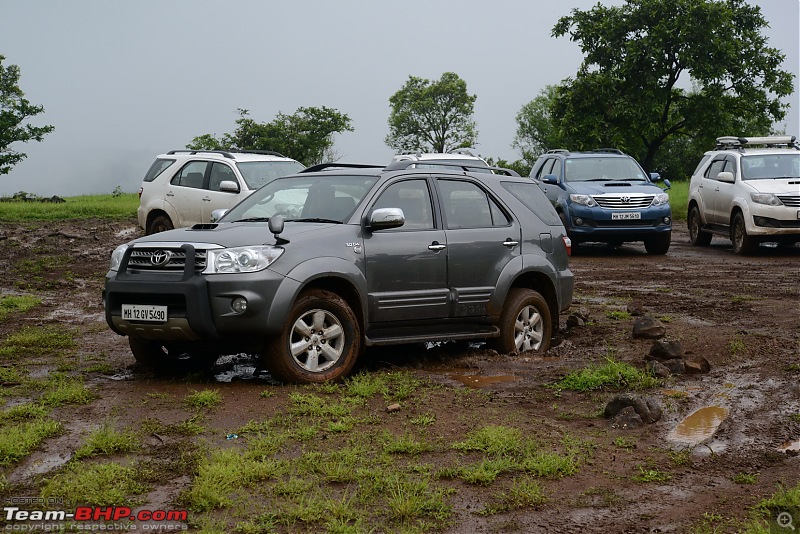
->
[552,357,661,392]
[0,326,77,359]
[0,295,41,321]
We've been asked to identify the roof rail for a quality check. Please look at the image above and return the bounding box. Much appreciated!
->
[166,149,236,159]
[384,159,519,176]
[715,136,798,150]
[449,148,479,156]
[227,148,287,157]
[590,148,625,155]
[546,149,570,155]
[300,163,385,173]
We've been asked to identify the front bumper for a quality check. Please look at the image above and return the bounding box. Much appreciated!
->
[746,204,800,237]
[565,204,672,241]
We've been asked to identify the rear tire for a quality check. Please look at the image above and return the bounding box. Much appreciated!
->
[492,288,552,354]
[644,232,671,255]
[731,213,758,255]
[688,206,712,246]
[146,214,174,235]
[263,289,360,384]
[128,337,218,372]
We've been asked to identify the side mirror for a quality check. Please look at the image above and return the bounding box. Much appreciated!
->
[210,209,228,222]
[662,179,671,191]
[541,174,559,185]
[717,171,735,183]
[269,214,285,236]
[649,172,662,182]
[219,180,240,193]
[368,208,405,230]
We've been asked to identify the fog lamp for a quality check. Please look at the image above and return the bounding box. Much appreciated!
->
[574,217,584,226]
[663,216,671,225]
[231,297,248,314]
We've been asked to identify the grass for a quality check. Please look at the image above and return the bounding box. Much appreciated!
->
[553,357,661,392]
[0,294,41,320]
[0,418,61,466]
[0,193,138,221]
[185,389,223,409]
[668,180,689,221]
[0,326,76,359]
[632,465,672,483]
[41,461,149,506]
[606,310,632,320]
[74,423,139,458]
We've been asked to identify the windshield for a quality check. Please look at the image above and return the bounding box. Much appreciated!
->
[236,160,306,189]
[741,154,800,180]
[223,174,379,223]
[565,157,646,182]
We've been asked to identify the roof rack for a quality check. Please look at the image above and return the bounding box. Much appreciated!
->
[715,136,799,150]
[546,149,570,155]
[165,148,288,159]
[589,148,625,155]
[300,163,385,173]
[384,159,519,176]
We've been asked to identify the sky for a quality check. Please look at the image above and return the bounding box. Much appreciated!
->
[0,0,797,197]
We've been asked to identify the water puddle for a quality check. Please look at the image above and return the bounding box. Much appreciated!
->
[778,439,800,452]
[668,406,729,445]
[446,373,518,388]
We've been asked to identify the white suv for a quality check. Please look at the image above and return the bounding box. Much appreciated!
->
[687,136,800,254]
[137,149,304,234]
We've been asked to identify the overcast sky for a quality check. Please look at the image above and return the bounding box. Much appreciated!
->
[1,0,797,197]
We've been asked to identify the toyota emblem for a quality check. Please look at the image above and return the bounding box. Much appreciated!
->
[621,196,631,203]
[150,250,172,266]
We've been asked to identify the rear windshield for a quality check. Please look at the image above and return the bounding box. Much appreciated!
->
[741,154,800,180]
[501,182,562,226]
[236,160,306,189]
[142,158,175,183]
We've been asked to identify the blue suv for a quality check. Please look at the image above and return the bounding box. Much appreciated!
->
[531,149,672,254]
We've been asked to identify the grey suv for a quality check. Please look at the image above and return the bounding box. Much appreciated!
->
[104,161,573,383]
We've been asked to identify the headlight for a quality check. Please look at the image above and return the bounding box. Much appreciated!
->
[569,194,597,207]
[205,246,283,274]
[651,193,670,206]
[750,193,783,206]
[109,244,128,272]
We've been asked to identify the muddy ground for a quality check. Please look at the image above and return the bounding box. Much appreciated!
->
[0,217,798,533]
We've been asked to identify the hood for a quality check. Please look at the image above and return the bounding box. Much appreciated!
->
[131,221,344,248]
[567,181,663,195]
[744,179,800,195]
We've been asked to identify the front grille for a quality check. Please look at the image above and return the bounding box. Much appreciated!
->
[778,195,800,207]
[593,195,654,209]
[127,247,207,273]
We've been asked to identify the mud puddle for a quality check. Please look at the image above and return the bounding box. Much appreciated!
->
[668,406,729,446]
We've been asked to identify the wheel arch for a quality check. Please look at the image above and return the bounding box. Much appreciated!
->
[507,270,559,328]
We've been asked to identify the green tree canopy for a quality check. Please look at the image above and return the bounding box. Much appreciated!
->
[0,55,54,175]
[386,72,477,153]
[188,106,353,166]
[521,0,793,177]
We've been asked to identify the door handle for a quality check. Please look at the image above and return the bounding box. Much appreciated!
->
[503,239,519,248]
[428,242,446,251]
[166,191,174,197]
[202,197,211,202]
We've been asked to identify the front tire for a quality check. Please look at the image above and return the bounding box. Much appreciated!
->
[731,212,758,255]
[644,232,671,255]
[688,206,712,246]
[263,289,360,384]
[492,288,552,354]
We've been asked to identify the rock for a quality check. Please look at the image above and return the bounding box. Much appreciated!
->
[646,360,671,378]
[662,359,686,375]
[632,316,666,339]
[647,339,685,361]
[566,314,585,329]
[684,356,711,374]
[604,393,662,424]
[627,303,645,316]
[609,406,644,429]
[386,403,401,413]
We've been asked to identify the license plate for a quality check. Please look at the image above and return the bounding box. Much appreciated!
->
[612,212,641,220]
[122,304,167,322]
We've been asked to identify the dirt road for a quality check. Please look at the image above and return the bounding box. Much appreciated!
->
[0,218,797,532]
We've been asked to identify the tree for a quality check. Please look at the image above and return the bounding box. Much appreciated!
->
[188,106,353,166]
[546,0,793,174]
[0,55,54,175]
[386,72,477,154]
[513,85,566,167]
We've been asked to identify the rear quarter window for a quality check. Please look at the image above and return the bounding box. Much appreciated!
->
[501,182,562,226]
[142,158,175,183]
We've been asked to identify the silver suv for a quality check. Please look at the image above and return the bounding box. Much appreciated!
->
[105,161,574,383]
[137,149,304,235]
[687,136,800,254]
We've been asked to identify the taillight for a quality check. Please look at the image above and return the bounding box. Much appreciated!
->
[138,187,143,199]
[562,236,572,256]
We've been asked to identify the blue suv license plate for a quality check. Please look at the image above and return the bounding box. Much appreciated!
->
[612,212,641,220]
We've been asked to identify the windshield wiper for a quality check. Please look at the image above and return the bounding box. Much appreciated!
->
[234,217,271,223]
[584,178,616,182]
[286,218,342,224]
